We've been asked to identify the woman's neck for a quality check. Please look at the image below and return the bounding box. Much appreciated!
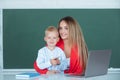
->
[63,39,71,48]
[63,39,71,58]
[63,39,69,45]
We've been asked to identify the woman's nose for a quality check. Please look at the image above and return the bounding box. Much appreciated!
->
[61,29,65,33]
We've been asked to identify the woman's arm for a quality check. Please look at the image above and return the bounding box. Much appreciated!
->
[64,46,83,74]
[34,61,48,74]
[34,61,59,74]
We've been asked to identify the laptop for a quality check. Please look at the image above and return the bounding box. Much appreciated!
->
[65,50,111,78]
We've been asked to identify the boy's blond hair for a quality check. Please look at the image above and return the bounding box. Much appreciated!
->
[45,26,59,36]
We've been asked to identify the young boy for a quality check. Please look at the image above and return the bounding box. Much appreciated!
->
[36,26,67,74]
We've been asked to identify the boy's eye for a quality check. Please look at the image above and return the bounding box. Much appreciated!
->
[47,37,51,39]
[59,26,68,30]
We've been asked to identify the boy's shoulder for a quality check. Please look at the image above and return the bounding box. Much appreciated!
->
[55,46,64,52]
[55,46,62,50]
[38,46,47,52]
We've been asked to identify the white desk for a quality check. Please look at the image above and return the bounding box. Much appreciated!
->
[0,72,120,80]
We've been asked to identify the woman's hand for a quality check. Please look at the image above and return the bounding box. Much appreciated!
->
[46,70,58,74]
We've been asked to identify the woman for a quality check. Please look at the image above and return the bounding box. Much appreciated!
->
[34,16,88,75]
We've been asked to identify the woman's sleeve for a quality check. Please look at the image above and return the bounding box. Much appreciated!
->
[64,46,83,74]
[34,61,48,74]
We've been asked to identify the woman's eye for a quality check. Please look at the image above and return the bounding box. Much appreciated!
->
[59,27,62,30]
[65,27,68,30]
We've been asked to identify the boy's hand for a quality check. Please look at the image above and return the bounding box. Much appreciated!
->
[50,58,60,66]
[54,58,60,65]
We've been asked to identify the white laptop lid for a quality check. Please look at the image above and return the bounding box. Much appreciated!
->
[85,50,111,77]
[65,50,111,78]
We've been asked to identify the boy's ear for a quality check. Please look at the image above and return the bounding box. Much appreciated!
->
[44,37,46,41]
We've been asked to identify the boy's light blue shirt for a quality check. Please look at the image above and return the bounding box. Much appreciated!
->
[36,46,68,72]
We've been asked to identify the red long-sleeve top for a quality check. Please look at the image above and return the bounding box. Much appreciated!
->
[34,39,83,74]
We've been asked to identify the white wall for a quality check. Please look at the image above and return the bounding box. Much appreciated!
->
[0,0,120,70]
[0,0,120,8]
[0,9,2,70]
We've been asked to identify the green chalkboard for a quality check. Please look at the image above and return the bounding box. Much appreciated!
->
[3,9,120,69]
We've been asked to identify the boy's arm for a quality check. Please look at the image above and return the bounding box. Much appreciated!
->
[36,51,52,69]
[58,59,68,70]
[57,49,68,70]
[34,49,52,74]
[34,60,58,74]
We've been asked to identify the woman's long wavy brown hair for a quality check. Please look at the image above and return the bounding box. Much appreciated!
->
[58,16,88,73]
